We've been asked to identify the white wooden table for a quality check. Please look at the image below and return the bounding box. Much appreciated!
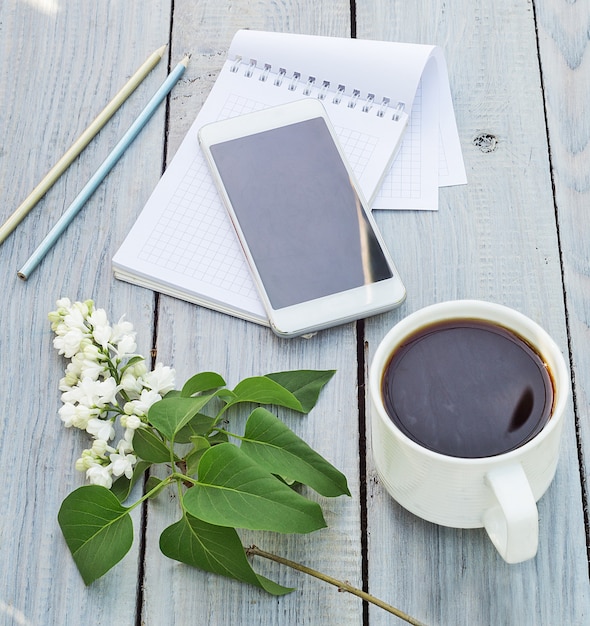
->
[1,1,589,624]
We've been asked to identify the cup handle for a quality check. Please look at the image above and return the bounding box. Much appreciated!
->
[483,464,538,563]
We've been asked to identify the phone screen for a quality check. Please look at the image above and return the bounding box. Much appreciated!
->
[209,116,393,310]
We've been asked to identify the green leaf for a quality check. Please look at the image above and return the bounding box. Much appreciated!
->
[183,443,326,534]
[185,436,211,475]
[160,512,292,595]
[57,485,133,585]
[174,413,216,444]
[241,408,350,497]
[181,372,226,397]
[216,389,238,402]
[228,370,336,413]
[207,430,229,445]
[265,370,336,413]
[229,377,304,412]
[148,395,214,441]
[111,460,151,502]
[145,475,163,497]
[132,427,175,463]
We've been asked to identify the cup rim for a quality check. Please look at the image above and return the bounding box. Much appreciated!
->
[369,300,570,465]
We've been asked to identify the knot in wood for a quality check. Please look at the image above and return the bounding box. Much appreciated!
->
[473,132,498,153]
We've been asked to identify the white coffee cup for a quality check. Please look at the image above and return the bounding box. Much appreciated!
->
[369,300,569,563]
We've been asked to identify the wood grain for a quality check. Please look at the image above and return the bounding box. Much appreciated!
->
[535,0,590,501]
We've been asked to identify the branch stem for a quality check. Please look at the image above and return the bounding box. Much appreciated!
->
[246,545,428,626]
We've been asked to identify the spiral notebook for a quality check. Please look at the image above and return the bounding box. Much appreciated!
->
[113,30,465,324]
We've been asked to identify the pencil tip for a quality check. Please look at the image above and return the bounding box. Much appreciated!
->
[156,44,167,57]
[17,271,27,281]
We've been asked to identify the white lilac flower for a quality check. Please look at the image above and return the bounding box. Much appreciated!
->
[75,344,106,373]
[124,388,162,417]
[63,376,118,409]
[60,361,83,389]
[55,297,73,312]
[73,299,93,318]
[143,363,176,395]
[50,298,93,330]
[86,465,113,489]
[120,371,145,396]
[62,307,88,332]
[120,413,142,430]
[109,449,137,479]
[74,454,92,473]
[60,378,96,406]
[81,343,102,361]
[86,418,116,442]
[58,402,97,430]
[91,439,111,458]
[88,308,112,348]
[94,377,119,406]
[50,297,178,488]
[69,353,105,381]
[118,432,135,453]
[114,334,137,360]
[53,327,87,358]
[110,315,135,344]
[131,360,148,378]
[75,445,106,471]
[122,428,136,448]
[58,402,78,428]
[119,359,149,396]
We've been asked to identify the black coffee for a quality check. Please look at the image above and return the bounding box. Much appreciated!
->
[381,319,554,458]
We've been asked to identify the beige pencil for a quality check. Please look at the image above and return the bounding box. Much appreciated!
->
[0,44,167,246]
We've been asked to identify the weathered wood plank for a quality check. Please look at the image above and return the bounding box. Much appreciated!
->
[0,1,170,624]
[139,2,367,625]
[357,0,590,624]
[535,0,590,508]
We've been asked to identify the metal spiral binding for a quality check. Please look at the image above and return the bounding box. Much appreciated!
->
[377,97,390,118]
[333,84,346,105]
[244,59,257,78]
[348,89,361,109]
[317,80,330,100]
[274,68,286,87]
[230,56,242,73]
[259,63,271,82]
[231,57,406,121]
[392,102,406,121]
[288,72,301,91]
[303,76,315,96]
[362,93,375,113]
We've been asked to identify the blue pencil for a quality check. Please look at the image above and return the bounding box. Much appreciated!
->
[18,54,190,280]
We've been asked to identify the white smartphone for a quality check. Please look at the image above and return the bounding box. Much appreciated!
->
[198,99,406,337]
